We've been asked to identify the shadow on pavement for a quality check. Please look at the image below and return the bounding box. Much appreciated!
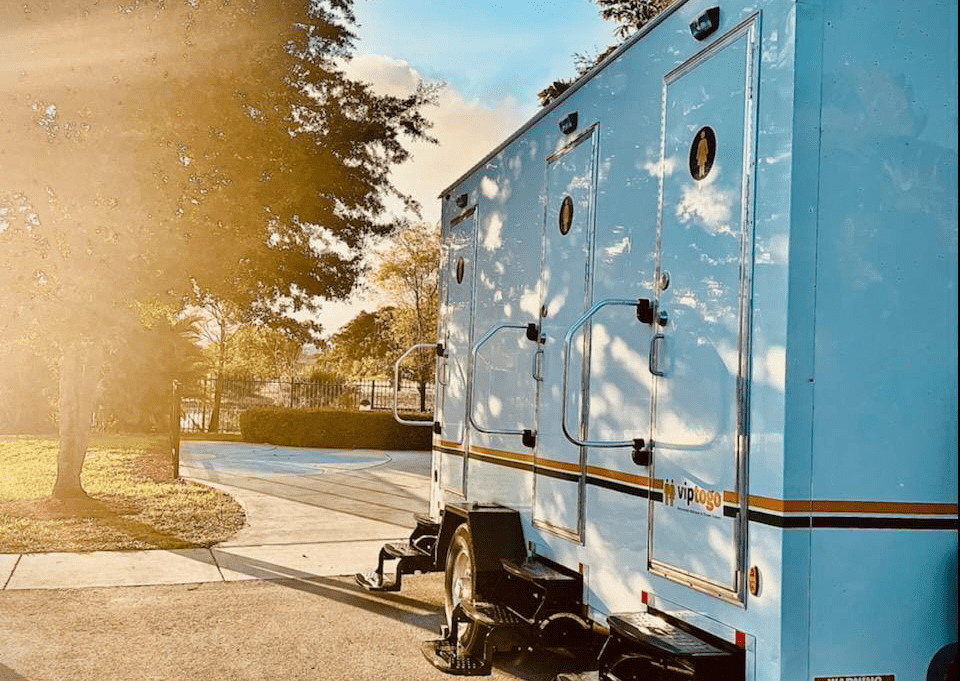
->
[174,552,594,681]
[0,664,30,681]
[199,550,443,632]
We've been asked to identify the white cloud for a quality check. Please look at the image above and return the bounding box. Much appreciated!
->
[345,53,534,225]
[314,54,533,336]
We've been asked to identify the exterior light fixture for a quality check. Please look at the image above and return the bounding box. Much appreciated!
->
[690,7,720,40]
[559,111,578,135]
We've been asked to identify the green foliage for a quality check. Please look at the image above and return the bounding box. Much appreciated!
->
[538,0,675,106]
[207,324,307,380]
[322,222,439,387]
[324,308,401,379]
[592,0,674,40]
[0,1,436,496]
[98,312,206,432]
[240,407,432,450]
[0,344,57,434]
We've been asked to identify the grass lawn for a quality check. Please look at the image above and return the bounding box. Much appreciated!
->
[0,434,245,553]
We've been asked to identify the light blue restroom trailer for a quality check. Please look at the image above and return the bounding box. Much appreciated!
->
[360,1,958,679]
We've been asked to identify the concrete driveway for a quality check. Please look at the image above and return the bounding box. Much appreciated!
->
[180,440,432,530]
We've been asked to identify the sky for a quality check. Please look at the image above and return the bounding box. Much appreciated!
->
[318,0,617,334]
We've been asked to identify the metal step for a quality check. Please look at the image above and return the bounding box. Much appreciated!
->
[383,541,430,559]
[462,599,530,628]
[354,570,399,592]
[501,557,580,584]
[354,536,437,593]
[607,613,732,660]
[414,512,441,534]
[420,639,491,676]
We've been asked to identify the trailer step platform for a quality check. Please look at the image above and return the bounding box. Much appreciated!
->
[420,639,492,676]
[600,613,743,680]
[500,556,583,624]
[413,512,440,534]
[501,557,580,584]
[607,613,730,658]
[462,599,530,627]
[355,514,441,592]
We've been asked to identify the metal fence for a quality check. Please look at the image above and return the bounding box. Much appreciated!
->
[179,377,435,434]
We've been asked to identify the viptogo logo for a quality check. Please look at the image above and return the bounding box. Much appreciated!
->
[663,479,723,515]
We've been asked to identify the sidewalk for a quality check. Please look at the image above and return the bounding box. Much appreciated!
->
[1,444,431,591]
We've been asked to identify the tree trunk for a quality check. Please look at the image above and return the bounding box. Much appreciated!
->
[207,315,228,433]
[207,374,223,433]
[169,380,181,480]
[52,340,103,500]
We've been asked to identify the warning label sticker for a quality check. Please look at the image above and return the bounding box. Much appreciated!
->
[813,675,894,681]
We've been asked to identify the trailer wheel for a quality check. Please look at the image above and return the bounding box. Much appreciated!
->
[444,523,484,656]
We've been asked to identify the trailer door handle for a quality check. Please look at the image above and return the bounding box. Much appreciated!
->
[438,360,449,387]
[532,347,544,382]
[649,334,666,377]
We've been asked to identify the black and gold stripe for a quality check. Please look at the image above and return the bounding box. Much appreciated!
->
[434,444,959,531]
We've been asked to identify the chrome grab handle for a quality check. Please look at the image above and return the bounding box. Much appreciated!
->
[468,322,535,436]
[561,298,648,449]
[649,334,666,377]
[531,347,544,382]
[392,343,438,427]
[437,341,450,387]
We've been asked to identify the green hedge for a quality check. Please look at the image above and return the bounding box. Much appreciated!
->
[239,408,433,450]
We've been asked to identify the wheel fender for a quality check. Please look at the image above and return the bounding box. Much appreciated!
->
[435,503,525,578]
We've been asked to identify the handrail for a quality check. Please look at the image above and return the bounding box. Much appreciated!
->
[467,322,536,437]
[560,298,647,448]
[392,343,437,427]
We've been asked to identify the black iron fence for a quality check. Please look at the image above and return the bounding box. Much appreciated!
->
[179,377,435,434]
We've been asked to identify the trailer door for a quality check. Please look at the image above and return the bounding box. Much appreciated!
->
[437,206,478,497]
[649,22,756,598]
[534,126,598,540]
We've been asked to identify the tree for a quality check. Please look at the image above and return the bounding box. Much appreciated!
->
[538,0,675,106]
[592,0,674,39]
[194,299,244,434]
[210,325,307,381]
[0,1,435,500]
[323,308,402,380]
[320,223,440,411]
[0,341,57,435]
[97,308,206,433]
[370,222,439,411]
[195,301,311,432]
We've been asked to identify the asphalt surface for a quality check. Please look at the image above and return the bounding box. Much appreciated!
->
[0,441,590,680]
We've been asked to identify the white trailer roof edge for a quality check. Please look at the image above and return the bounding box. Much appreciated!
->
[437,0,690,199]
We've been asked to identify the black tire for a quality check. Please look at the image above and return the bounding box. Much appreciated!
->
[443,523,485,656]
